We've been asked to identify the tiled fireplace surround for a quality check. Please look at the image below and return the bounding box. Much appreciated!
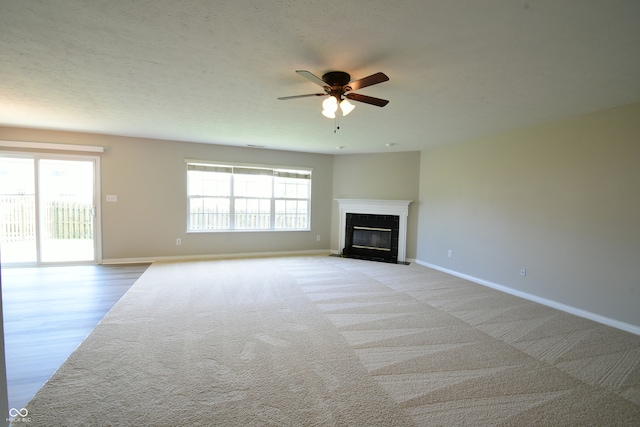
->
[335,199,412,264]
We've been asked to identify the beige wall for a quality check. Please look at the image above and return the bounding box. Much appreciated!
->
[417,102,640,327]
[0,127,334,261]
[331,152,421,259]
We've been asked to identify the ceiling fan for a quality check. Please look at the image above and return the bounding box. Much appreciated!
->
[278,70,389,118]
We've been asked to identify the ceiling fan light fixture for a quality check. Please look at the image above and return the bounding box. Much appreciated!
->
[339,99,355,116]
[322,96,338,118]
[322,109,336,119]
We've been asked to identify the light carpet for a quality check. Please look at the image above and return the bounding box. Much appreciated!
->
[21,256,640,426]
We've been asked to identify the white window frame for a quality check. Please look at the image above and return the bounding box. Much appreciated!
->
[186,160,312,232]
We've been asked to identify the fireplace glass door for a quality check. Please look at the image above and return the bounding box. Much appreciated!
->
[352,226,392,251]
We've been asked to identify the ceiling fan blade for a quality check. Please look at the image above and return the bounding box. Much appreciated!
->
[347,72,389,91]
[296,70,329,88]
[278,93,326,100]
[345,92,389,107]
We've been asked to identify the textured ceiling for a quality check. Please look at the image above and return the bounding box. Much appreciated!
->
[1,1,639,154]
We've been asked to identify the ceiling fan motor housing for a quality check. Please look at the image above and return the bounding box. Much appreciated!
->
[322,71,351,88]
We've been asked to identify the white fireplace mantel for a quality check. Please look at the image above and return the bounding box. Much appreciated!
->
[335,199,412,263]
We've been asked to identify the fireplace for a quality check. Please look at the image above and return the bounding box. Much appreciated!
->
[335,199,411,264]
[343,213,399,263]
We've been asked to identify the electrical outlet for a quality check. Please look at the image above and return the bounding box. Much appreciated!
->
[176,238,182,246]
[316,235,321,241]
[448,249,453,258]
[520,268,526,277]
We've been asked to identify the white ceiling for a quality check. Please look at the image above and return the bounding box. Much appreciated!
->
[1,1,639,154]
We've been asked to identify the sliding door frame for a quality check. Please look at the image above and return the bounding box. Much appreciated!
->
[0,151,102,265]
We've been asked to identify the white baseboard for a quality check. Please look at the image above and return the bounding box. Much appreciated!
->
[102,249,332,265]
[415,260,640,336]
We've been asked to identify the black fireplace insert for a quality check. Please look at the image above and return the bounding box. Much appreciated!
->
[343,213,399,263]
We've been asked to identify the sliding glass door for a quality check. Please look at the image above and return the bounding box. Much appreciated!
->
[38,159,96,262]
[0,154,99,264]
[0,157,36,262]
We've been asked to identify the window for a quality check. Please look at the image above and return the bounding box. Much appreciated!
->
[187,162,311,231]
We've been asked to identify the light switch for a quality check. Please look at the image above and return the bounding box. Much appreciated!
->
[106,195,118,202]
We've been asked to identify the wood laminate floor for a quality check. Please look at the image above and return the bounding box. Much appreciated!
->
[1,263,149,411]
